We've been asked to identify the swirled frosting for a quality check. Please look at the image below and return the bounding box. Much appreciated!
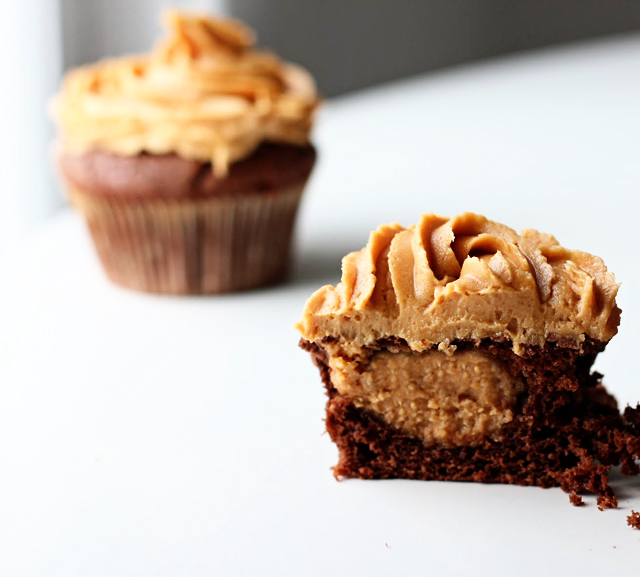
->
[297,213,620,353]
[52,10,319,175]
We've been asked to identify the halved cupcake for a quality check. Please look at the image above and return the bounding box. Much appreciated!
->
[297,212,640,509]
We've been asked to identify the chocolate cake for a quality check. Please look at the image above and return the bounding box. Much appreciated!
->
[296,213,640,508]
[59,143,316,200]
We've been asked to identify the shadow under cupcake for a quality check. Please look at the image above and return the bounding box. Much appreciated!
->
[51,10,319,295]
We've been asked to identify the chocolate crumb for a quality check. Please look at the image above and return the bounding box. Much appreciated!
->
[627,510,640,530]
[569,493,584,507]
[597,494,618,511]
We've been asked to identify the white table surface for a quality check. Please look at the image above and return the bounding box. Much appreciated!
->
[2,34,640,576]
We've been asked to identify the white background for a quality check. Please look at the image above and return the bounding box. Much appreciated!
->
[2,33,640,576]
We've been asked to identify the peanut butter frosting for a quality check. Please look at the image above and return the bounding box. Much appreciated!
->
[52,10,319,175]
[327,348,522,447]
[297,213,620,354]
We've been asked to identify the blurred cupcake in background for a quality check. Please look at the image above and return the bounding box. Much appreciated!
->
[52,10,319,294]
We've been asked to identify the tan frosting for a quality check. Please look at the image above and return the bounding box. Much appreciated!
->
[52,10,319,175]
[297,213,620,354]
[327,348,522,447]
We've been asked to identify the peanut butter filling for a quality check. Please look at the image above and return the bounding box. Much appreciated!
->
[327,347,522,447]
[297,213,620,354]
[51,11,319,176]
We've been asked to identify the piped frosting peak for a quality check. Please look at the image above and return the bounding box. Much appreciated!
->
[297,213,620,353]
[52,10,319,175]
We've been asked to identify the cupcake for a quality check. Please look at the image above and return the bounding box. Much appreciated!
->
[52,11,319,294]
[296,213,637,509]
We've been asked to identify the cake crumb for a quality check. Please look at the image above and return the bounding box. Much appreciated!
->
[385,543,390,548]
[596,494,617,511]
[627,510,640,530]
[569,493,584,507]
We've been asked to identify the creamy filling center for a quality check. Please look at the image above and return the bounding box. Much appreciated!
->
[328,349,522,447]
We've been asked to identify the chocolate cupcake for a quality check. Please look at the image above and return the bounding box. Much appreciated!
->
[52,11,319,294]
[296,213,639,508]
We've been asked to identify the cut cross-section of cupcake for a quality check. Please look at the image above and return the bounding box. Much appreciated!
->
[296,212,640,509]
[51,10,319,294]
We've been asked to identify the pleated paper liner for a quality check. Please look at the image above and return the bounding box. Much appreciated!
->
[68,183,305,294]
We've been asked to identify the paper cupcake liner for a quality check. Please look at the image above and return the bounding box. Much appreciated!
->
[68,184,305,294]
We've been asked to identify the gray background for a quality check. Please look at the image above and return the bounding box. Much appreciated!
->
[231,0,640,96]
[62,0,640,96]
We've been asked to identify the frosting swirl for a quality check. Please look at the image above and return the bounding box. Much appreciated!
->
[52,10,319,175]
[297,213,620,353]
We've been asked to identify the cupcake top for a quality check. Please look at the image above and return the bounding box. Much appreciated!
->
[52,10,319,175]
[296,213,620,354]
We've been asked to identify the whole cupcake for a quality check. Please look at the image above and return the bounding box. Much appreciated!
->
[52,10,319,294]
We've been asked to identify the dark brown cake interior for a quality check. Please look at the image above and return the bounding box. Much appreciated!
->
[301,337,640,509]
